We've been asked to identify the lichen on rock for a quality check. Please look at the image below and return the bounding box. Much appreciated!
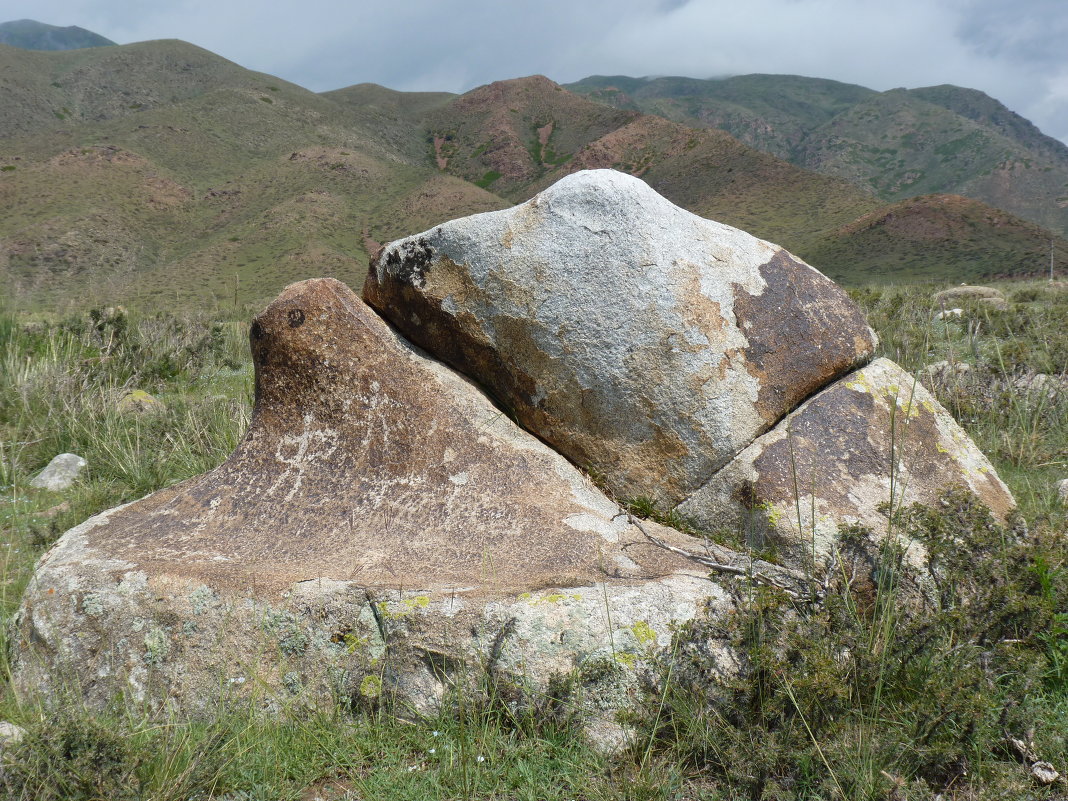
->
[11,277,744,724]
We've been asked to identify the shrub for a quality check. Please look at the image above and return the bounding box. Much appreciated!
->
[630,490,1067,800]
[0,713,141,800]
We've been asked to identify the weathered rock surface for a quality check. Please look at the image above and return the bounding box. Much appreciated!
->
[933,285,1004,304]
[1057,478,1068,505]
[13,278,757,723]
[677,358,1016,565]
[117,389,162,414]
[1013,372,1068,398]
[0,722,24,748]
[29,453,86,491]
[365,169,877,506]
[921,359,972,384]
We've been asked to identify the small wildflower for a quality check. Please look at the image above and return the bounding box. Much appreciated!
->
[431,730,440,737]
[428,747,436,754]
[476,755,485,763]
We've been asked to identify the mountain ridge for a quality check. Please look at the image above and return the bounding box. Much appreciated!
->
[0,19,115,51]
[2,40,1065,308]
[566,73,1068,236]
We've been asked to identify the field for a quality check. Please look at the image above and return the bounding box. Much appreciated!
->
[0,279,1066,800]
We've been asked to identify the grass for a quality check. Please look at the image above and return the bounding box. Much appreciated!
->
[0,700,619,801]
[0,278,1066,798]
[0,41,509,311]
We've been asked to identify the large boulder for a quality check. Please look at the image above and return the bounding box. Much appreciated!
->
[365,169,877,507]
[14,173,1019,745]
[14,279,777,733]
[677,358,1016,568]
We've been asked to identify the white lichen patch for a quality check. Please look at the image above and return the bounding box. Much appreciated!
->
[143,627,170,665]
[80,593,105,618]
[188,585,216,615]
[563,512,622,542]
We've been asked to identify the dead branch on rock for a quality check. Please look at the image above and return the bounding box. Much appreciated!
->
[618,512,822,602]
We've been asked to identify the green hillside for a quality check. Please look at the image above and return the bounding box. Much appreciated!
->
[422,75,638,195]
[422,75,873,233]
[910,84,1068,164]
[421,75,1067,280]
[3,43,1066,307]
[321,83,457,165]
[0,39,331,140]
[567,73,1068,236]
[806,194,1068,284]
[566,74,874,161]
[0,41,507,308]
[0,19,115,51]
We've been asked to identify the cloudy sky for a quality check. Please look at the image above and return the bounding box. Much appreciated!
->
[8,0,1068,142]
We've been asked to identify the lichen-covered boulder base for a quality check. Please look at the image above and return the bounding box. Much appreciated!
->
[678,358,1016,568]
[365,169,877,507]
[13,278,772,740]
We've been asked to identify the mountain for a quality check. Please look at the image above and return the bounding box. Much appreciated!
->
[0,39,325,140]
[422,75,878,248]
[805,194,1068,284]
[0,19,115,50]
[2,41,1064,308]
[0,40,507,307]
[566,74,1068,236]
[565,74,875,161]
[322,83,456,165]
[420,75,1064,281]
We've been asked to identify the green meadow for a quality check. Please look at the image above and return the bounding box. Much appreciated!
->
[0,279,1065,800]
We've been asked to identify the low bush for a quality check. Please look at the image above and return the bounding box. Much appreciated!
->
[630,490,1068,800]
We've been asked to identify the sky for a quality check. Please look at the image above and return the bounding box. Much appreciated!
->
[6,0,1068,143]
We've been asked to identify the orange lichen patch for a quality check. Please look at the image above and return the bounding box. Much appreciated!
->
[683,358,1016,563]
[671,259,727,340]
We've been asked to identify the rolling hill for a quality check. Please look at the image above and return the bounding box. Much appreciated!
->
[804,194,1068,284]
[0,19,115,51]
[419,75,1063,281]
[2,39,1066,309]
[422,74,882,250]
[0,40,507,307]
[566,74,1068,237]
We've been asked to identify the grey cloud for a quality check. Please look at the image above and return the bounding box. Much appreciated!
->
[958,0,1068,62]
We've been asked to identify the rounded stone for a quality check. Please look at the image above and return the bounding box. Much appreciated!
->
[365,169,877,507]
